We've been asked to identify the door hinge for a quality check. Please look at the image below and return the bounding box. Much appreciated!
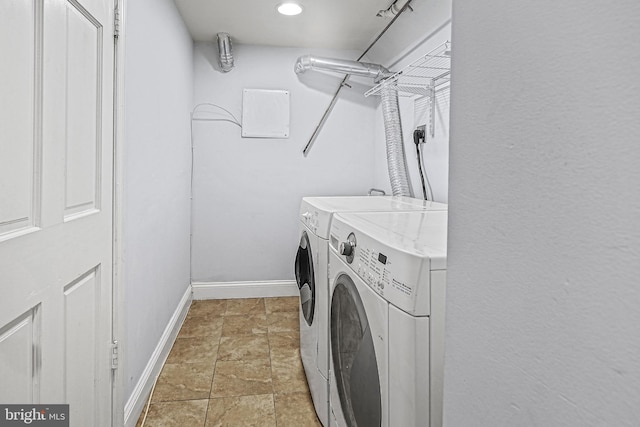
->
[111,340,119,370]
[114,4,120,39]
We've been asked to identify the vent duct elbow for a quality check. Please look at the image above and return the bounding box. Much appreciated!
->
[216,32,234,73]
[294,55,391,83]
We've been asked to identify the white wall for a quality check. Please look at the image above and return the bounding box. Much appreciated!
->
[123,0,193,400]
[366,0,452,202]
[191,43,378,282]
[445,2,640,425]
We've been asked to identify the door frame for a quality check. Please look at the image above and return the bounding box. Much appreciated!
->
[112,0,126,424]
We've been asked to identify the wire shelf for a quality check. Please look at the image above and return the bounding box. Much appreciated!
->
[364,41,451,98]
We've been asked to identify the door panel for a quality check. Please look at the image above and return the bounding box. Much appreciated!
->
[0,307,40,404]
[64,0,101,219]
[0,0,114,424]
[0,0,39,237]
[64,267,101,425]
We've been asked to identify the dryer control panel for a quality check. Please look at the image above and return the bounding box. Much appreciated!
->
[300,209,320,235]
[299,198,333,239]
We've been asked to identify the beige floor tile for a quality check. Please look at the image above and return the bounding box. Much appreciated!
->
[211,358,273,398]
[268,331,300,361]
[152,363,214,402]
[225,298,266,316]
[166,337,219,365]
[268,331,299,348]
[136,297,309,426]
[135,396,150,427]
[142,399,208,427]
[188,299,228,318]
[274,393,323,427]
[206,394,276,427]
[222,314,267,336]
[276,409,322,427]
[180,316,224,338]
[266,311,299,334]
[265,297,299,314]
[271,353,310,395]
[218,335,270,361]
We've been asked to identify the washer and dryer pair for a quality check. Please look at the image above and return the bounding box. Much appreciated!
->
[294,196,447,427]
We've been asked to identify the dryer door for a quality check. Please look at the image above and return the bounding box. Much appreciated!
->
[331,274,382,427]
[295,231,315,326]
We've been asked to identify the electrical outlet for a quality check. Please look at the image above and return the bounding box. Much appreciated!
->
[417,125,426,143]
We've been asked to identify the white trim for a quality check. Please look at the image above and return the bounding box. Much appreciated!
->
[112,0,126,424]
[191,280,298,300]
[123,286,192,427]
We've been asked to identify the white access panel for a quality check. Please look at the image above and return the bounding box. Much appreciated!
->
[241,88,290,138]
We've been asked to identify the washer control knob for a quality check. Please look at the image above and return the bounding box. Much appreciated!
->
[302,212,311,221]
[340,233,357,264]
[339,241,354,256]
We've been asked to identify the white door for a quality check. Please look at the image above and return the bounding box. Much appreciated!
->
[0,0,115,425]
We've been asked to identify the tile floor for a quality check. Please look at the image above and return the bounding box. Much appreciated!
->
[136,297,322,427]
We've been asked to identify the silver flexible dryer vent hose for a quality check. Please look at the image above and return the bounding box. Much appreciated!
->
[295,55,390,83]
[381,84,412,196]
[294,54,413,196]
[216,33,234,72]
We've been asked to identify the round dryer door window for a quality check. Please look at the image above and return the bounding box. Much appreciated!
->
[294,231,315,326]
[331,274,382,427]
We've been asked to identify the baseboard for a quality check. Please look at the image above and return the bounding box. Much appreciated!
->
[123,286,192,427]
[191,280,298,300]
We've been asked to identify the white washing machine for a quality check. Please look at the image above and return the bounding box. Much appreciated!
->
[294,196,447,426]
[327,210,448,427]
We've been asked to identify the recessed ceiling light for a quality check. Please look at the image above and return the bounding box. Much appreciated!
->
[277,2,303,16]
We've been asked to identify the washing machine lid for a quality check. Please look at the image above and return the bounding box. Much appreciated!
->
[299,196,447,239]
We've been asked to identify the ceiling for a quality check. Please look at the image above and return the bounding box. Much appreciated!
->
[173,0,400,50]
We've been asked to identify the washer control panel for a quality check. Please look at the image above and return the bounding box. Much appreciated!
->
[350,241,415,299]
[331,217,431,315]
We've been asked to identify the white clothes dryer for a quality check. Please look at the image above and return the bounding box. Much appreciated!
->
[327,210,448,427]
[294,197,446,426]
